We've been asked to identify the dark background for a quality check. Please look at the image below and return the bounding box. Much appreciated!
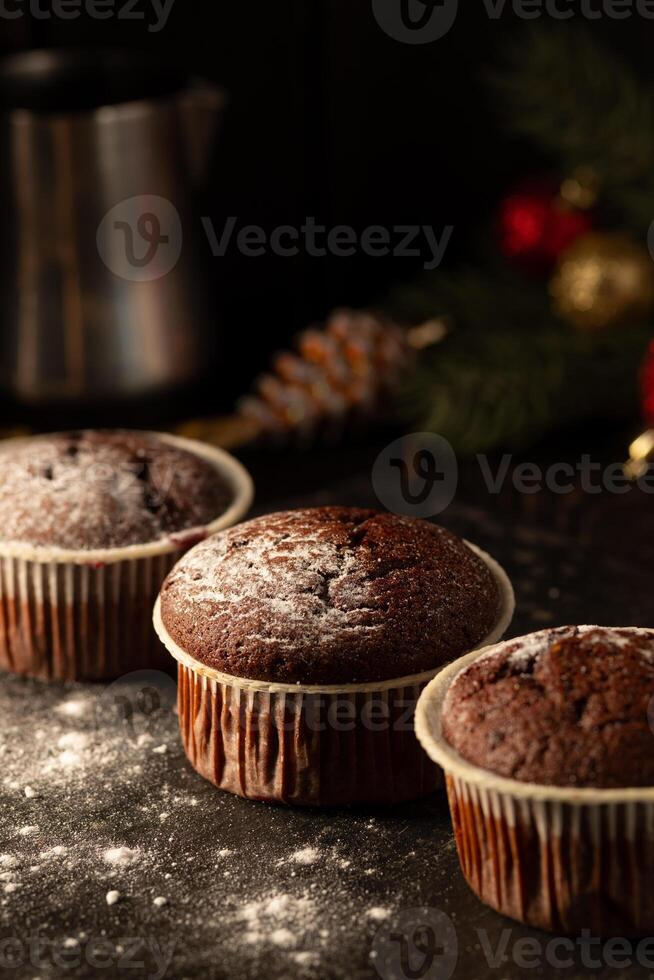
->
[1,4,651,408]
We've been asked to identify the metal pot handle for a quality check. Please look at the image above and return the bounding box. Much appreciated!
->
[176,80,227,186]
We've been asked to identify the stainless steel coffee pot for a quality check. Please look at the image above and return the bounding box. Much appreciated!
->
[0,49,224,405]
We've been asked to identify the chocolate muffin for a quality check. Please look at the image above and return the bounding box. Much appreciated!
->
[0,430,232,551]
[415,626,654,936]
[0,430,253,681]
[442,625,654,789]
[154,507,514,806]
[159,507,505,686]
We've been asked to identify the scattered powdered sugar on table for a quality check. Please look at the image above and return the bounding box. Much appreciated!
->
[365,907,391,921]
[237,893,317,948]
[0,481,643,978]
[0,670,433,980]
[289,846,321,865]
[102,846,141,867]
[55,698,90,719]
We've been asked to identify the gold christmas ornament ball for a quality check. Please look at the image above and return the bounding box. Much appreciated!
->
[550,232,654,330]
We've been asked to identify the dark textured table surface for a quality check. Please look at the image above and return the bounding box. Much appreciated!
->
[1,436,652,980]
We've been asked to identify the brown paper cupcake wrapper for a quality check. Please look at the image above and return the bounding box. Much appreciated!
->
[415,630,654,936]
[0,552,180,681]
[176,661,439,805]
[153,541,515,806]
[0,433,253,682]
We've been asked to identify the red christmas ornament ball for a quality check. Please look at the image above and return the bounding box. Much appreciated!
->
[498,180,592,273]
[641,339,654,427]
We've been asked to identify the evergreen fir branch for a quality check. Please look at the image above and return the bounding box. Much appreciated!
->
[385,28,654,456]
[492,26,654,232]
[398,316,650,456]
[385,266,548,330]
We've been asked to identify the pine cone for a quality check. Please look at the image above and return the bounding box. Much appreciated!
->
[237,309,413,444]
[177,310,445,450]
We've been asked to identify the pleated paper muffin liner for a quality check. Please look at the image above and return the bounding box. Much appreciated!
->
[0,434,254,682]
[153,542,515,807]
[415,629,654,937]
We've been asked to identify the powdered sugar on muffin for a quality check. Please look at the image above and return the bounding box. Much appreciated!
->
[442,625,654,788]
[0,431,231,550]
[160,507,502,685]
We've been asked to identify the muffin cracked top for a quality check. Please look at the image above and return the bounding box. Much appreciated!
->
[0,430,231,550]
[442,625,654,789]
[159,506,502,685]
